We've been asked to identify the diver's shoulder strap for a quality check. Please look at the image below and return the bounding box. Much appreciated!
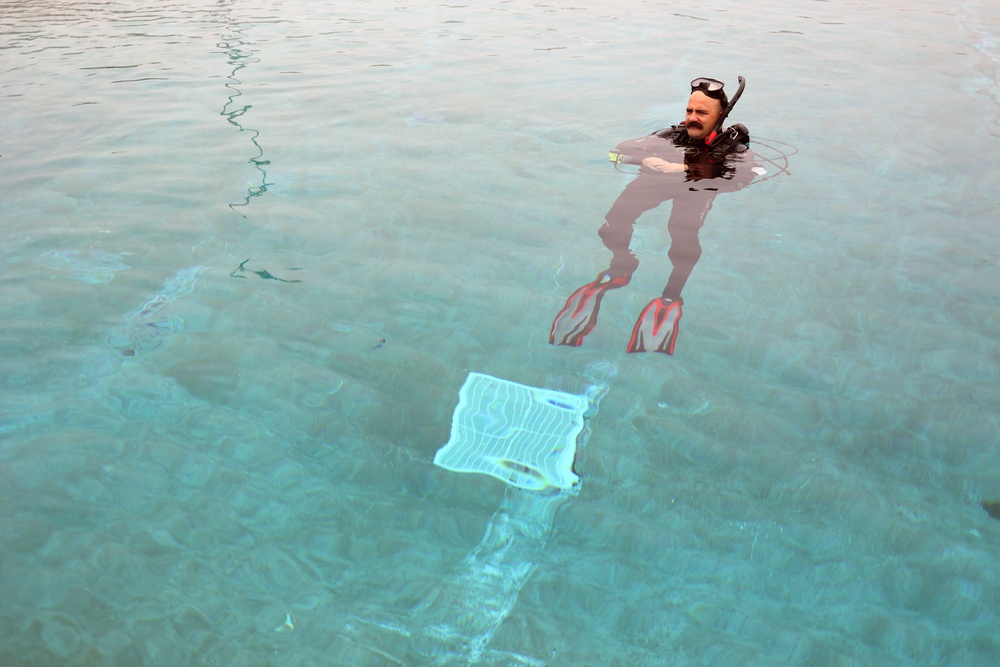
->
[716,123,751,152]
[654,123,749,152]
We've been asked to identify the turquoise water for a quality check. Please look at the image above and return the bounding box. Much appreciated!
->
[2,0,1000,664]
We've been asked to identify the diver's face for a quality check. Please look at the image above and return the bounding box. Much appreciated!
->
[685,91,723,141]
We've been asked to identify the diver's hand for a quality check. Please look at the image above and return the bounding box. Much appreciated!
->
[641,157,685,173]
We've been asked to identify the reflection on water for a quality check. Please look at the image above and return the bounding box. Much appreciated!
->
[229,258,304,283]
[216,1,272,217]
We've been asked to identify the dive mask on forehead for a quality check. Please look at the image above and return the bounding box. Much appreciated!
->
[690,77,726,99]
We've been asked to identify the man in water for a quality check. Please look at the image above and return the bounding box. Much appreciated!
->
[550,76,762,354]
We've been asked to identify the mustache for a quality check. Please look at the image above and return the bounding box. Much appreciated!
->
[687,121,703,129]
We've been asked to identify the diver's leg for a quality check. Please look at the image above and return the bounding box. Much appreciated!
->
[662,195,714,299]
[551,176,672,347]
[599,175,673,279]
[627,194,715,355]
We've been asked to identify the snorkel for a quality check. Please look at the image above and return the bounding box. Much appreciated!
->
[705,75,745,146]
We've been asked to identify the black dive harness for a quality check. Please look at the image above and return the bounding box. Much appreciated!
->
[654,122,750,158]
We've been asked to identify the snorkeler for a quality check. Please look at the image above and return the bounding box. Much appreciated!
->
[550,76,762,355]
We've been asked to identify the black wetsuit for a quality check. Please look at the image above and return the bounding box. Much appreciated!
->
[602,123,758,299]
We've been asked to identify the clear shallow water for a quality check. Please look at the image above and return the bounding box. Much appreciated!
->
[2,0,999,664]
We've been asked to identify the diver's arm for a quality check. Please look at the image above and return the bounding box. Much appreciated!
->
[614,127,688,173]
[613,131,679,165]
[641,157,685,173]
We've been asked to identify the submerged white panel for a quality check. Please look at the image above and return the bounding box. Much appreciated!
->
[434,372,588,491]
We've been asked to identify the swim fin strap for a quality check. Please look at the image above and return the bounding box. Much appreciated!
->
[626,297,683,355]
